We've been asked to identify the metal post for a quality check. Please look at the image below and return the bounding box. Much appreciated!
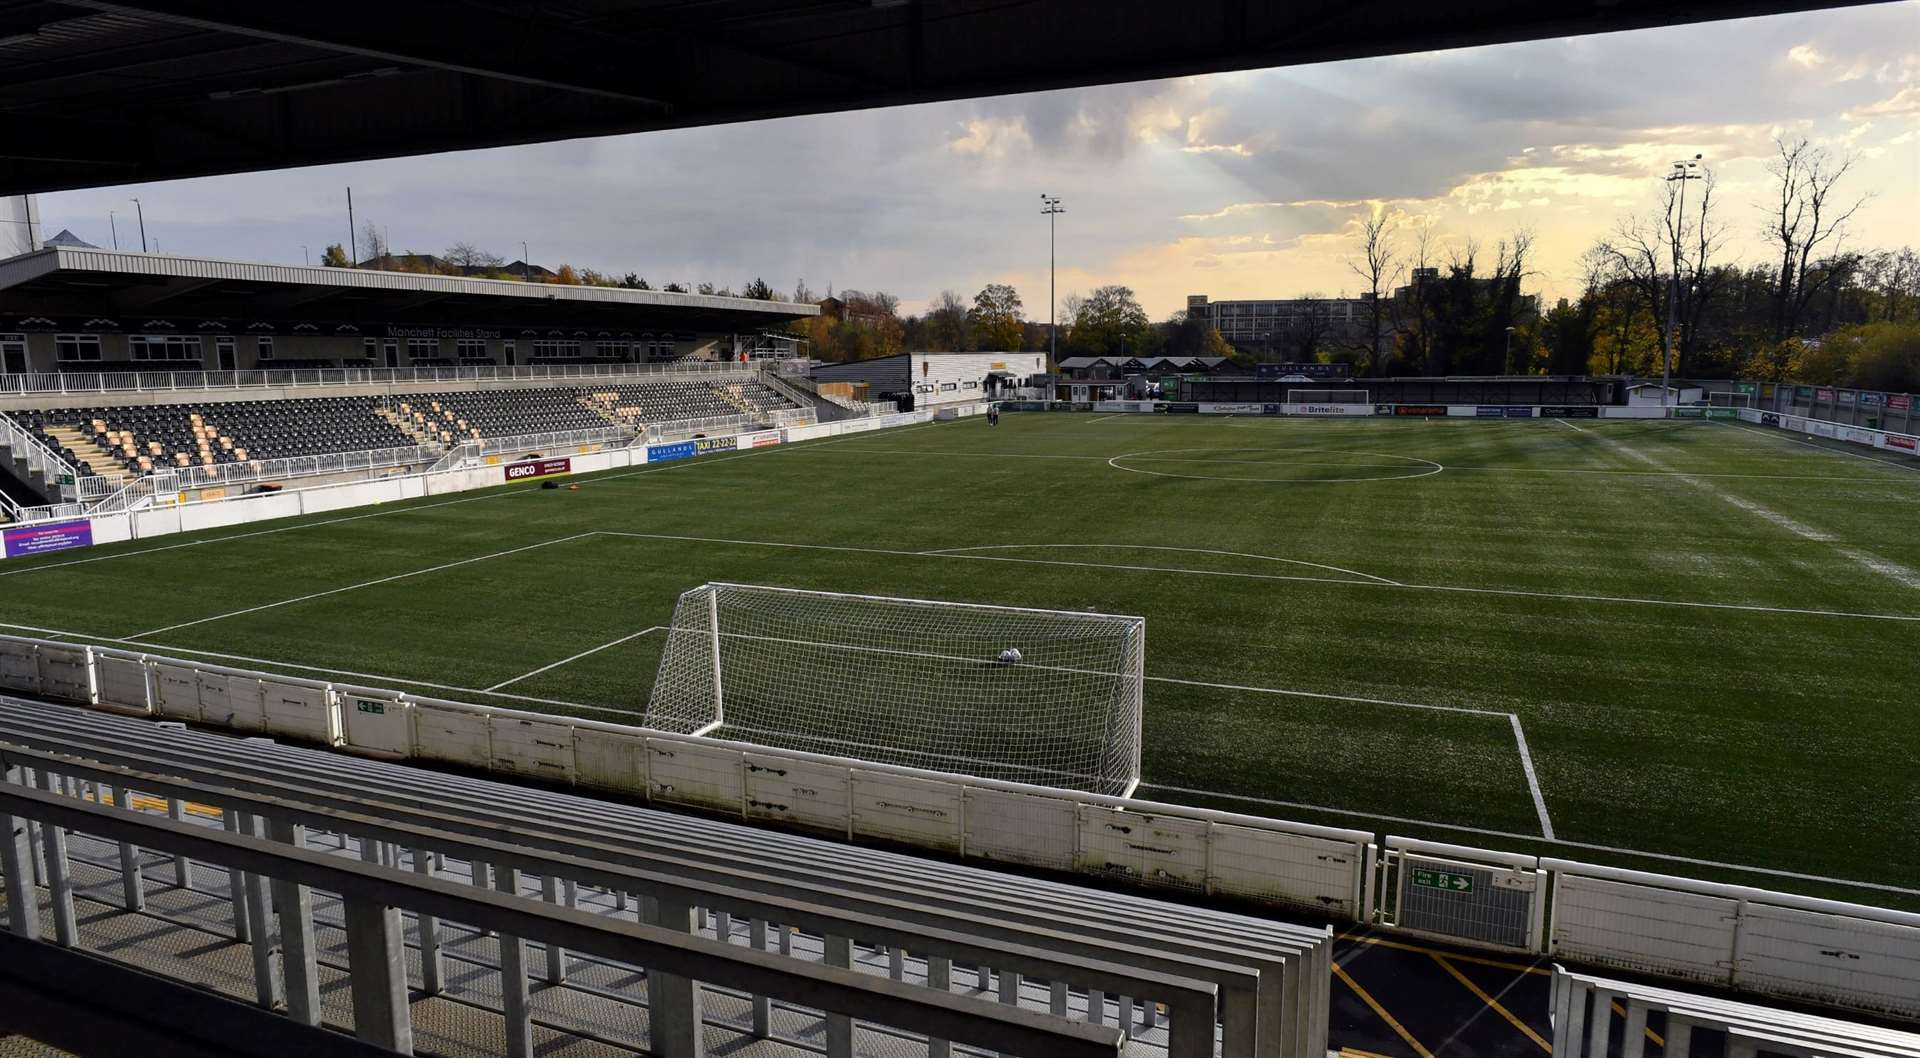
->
[31,770,76,947]
[651,895,705,1058]
[343,894,414,1053]
[266,818,320,1026]
[707,587,726,726]
[824,934,855,1058]
[749,919,772,1037]
[223,809,251,943]
[167,798,192,889]
[238,812,282,1010]
[926,956,952,1058]
[494,864,533,1058]
[412,846,445,996]
[1,767,38,941]
[1050,981,1069,1017]
[99,783,144,911]
[542,874,567,983]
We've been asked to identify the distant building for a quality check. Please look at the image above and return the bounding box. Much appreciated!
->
[42,230,97,249]
[356,253,555,281]
[1056,355,1231,381]
[1185,293,1376,358]
[810,352,1048,406]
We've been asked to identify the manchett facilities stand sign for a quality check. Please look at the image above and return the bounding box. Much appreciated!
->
[3,519,93,559]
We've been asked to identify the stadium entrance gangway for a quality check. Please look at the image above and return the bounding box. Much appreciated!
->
[0,765,1127,1058]
[0,696,1330,1058]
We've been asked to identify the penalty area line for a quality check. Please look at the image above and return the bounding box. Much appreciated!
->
[486,626,662,691]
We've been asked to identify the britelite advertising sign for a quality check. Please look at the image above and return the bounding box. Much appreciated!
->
[2,519,94,559]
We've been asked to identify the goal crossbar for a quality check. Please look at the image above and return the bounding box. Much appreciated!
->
[644,582,1146,796]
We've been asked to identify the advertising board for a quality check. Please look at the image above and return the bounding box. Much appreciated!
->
[2,519,93,559]
[503,457,571,483]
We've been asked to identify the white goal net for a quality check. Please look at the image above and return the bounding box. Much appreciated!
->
[643,582,1145,796]
[1287,388,1370,405]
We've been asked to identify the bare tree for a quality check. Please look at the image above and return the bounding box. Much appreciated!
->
[358,221,389,264]
[1347,211,1403,373]
[1591,165,1727,377]
[443,241,504,272]
[1763,137,1869,340]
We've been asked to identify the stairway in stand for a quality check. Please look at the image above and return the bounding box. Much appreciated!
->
[42,425,136,487]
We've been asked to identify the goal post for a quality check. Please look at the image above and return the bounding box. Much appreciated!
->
[644,582,1146,796]
[1287,388,1370,405]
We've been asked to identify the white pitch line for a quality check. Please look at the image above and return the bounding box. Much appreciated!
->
[1138,673,1507,716]
[1716,419,1920,477]
[486,627,661,691]
[1552,417,1586,433]
[591,530,1920,623]
[121,532,598,640]
[1510,714,1554,839]
[919,543,1400,585]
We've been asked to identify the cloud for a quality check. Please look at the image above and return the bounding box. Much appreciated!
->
[948,118,1033,160]
[1846,84,1920,119]
[1788,44,1827,68]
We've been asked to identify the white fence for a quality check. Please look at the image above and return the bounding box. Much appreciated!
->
[149,444,444,496]
[1550,964,1920,1058]
[1738,406,1920,457]
[0,411,81,500]
[2,630,1916,1024]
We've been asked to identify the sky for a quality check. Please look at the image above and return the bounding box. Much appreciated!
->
[36,2,1920,320]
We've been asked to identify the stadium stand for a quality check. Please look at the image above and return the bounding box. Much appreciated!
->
[10,380,804,481]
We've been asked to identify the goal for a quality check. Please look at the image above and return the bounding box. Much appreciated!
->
[1287,389,1370,405]
[643,582,1146,796]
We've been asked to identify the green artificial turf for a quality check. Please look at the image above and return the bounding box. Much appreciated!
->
[4,412,1917,904]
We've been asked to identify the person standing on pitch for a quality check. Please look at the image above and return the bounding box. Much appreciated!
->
[987,402,1000,427]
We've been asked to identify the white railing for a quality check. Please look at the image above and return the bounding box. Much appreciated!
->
[151,444,445,495]
[0,491,19,521]
[83,475,158,516]
[645,413,761,442]
[8,500,87,523]
[0,360,765,398]
[1550,965,1920,1058]
[0,412,82,499]
[473,424,639,458]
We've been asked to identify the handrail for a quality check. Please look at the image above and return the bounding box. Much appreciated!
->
[474,424,639,457]
[0,359,767,398]
[154,444,445,494]
[0,778,1125,1058]
[0,411,82,499]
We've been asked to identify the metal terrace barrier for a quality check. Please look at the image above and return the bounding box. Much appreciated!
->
[3,634,1918,1032]
[0,410,82,500]
[0,696,1326,1058]
[1549,965,1920,1058]
[0,765,1127,1058]
[150,444,446,496]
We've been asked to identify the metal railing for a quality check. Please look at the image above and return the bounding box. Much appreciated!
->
[473,424,640,458]
[149,445,445,495]
[1549,964,1920,1058]
[645,413,763,442]
[0,771,1124,1058]
[0,359,769,398]
[0,412,82,499]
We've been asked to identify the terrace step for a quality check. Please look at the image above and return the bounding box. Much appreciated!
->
[43,425,135,486]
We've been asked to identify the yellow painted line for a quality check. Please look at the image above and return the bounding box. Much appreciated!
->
[1339,1050,1403,1058]
[89,790,223,818]
[1336,931,1552,976]
[1611,999,1666,1048]
[1430,953,1551,1052]
[1332,961,1436,1058]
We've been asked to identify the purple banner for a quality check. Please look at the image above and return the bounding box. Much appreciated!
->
[3,519,94,560]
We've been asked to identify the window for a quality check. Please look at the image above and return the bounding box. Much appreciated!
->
[963,379,979,389]
[456,339,490,362]
[362,338,378,359]
[255,336,274,360]
[56,334,103,362]
[531,339,581,359]
[406,337,439,360]
[940,381,958,392]
[597,340,632,360]
[128,334,202,362]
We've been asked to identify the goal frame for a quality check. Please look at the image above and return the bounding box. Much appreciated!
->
[647,581,1147,796]
[1286,388,1370,405]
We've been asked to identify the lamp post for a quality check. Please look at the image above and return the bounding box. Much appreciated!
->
[522,241,530,283]
[130,197,147,252]
[1662,154,1703,413]
[1041,194,1064,363]
[1504,326,1516,375]
[301,244,310,266]
[108,210,118,250]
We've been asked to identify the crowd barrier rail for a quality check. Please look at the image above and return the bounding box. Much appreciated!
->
[0,634,1915,1024]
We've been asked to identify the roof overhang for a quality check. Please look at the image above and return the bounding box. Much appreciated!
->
[0,0,1890,195]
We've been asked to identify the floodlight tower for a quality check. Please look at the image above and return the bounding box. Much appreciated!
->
[1663,154,1703,412]
[1041,194,1064,363]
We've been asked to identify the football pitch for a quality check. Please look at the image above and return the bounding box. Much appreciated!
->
[3,412,1917,906]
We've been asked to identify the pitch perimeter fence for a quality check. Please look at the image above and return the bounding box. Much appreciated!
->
[0,633,1915,1025]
